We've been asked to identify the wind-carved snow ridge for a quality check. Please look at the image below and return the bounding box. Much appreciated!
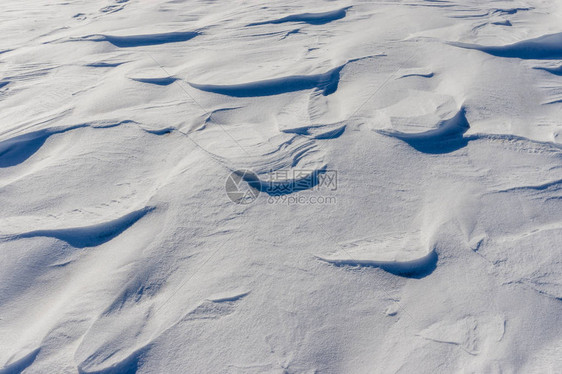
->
[77,346,148,374]
[281,123,346,139]
[0,120,158,168]
[0,121,134,168]
[398,72,435,79]
[189,56,374,98]
[0,129,72,168]
[495,178,562,194]
[11,207,154,248]
[247,7,351,26]
[316,233,438,278]
[534,65,562,76]
[450,32,562,59]
[189,64,343,97]
[79,31,200,47]
[318,250,438,278]
[376,107,470,154]
[130,77,178,86]
[0,348,40,374]
[85,62,126,68]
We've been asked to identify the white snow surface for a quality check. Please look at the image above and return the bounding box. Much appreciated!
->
[1,0,562,373]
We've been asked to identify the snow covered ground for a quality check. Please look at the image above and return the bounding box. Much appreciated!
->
[1,0,562,372]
